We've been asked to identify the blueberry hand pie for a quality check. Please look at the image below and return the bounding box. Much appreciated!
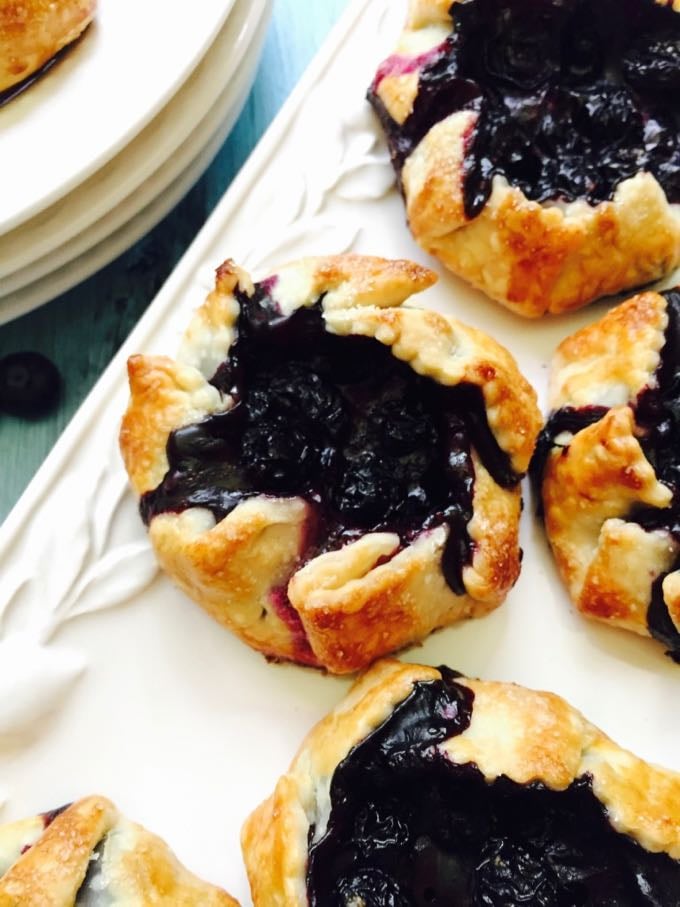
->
[120,255,541,674]
[531,289,680,661]
[0,795,237,904]
[0,0,95,99]
[368,0,680,317]
[242,658,680,905]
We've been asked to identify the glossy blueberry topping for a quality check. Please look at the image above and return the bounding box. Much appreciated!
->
[647,572,680,663]
[306,671,680,905]
[368,0,680,219]
[630,288,680,660]
[635,290,680,497]
[0,352,62,417]
[141,283,522,599]
[530,289,680,660]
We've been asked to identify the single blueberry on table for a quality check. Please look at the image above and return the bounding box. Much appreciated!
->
[141,283,521,598]
[0,352,62,417]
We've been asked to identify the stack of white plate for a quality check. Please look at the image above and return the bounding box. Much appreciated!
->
[0,0,272,325]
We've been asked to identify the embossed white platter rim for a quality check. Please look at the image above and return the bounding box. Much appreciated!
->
[0,0,267,288]
[0,0,678,902]
[0,0,236,234]
[0,0,272,325]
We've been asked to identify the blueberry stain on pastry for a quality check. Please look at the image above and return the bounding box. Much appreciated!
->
[369,0,680,219]
[141,284,519,597]
[531,288,680,661]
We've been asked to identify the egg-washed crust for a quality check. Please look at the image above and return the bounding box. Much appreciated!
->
[0,0,95,94]
[372,0,680,318]
[541,290,680,639]
[120,254,541,674]
[0,796,238,906]
[241,658,680,905]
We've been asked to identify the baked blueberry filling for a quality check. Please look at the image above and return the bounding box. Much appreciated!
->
[529,289,680,660]
[306,671,680,905]
[368,0,680,219]
[140,282,521,599]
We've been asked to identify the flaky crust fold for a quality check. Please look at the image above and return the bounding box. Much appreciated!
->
[540,290,680,640]
[0,796,237,905]
[241,659,680,905]
[372,0,680,317]
[0,0,95,93]
[120,255,541,673]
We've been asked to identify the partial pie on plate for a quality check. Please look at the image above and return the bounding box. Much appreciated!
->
[0,0,96,98]
[531,288,680,661]
[120,254,541,674]
[0,795,237,904]
[368,0,680,317]
[242,658,680,905]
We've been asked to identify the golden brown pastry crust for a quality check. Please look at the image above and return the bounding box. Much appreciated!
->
[120,254,541,674]
[540,290,680,642]
[0,0,95,94]
[0,796,238,905]
[372,0,680,317]
[241,659,680,906]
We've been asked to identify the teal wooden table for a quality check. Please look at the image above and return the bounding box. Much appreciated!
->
[0,0,350,523]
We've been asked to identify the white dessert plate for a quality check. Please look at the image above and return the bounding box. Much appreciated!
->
[0,0,236,234]
[0,2,272,326]
[0,0,268,291]
[0,0,678,902]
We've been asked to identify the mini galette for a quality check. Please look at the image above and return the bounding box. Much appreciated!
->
[531,288,680,661]
[120,255,541,674]
[0,795,237,905]
[368,0,680,317]
[0,0,95,98]
[242,658,680,905]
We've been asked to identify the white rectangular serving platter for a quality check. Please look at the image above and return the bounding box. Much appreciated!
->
[0,0,678,901]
